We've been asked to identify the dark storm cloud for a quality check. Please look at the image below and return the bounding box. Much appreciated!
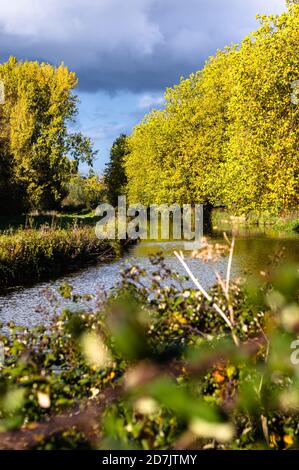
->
[0,0,285,93]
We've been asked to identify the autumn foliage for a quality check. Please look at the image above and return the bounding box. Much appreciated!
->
[126,1,299,215]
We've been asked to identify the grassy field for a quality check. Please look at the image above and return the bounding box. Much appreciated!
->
[0,210,98,232]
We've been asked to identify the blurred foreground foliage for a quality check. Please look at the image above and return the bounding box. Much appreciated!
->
[0,242,299,450]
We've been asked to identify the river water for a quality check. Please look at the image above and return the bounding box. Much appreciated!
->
[0,225,298,328]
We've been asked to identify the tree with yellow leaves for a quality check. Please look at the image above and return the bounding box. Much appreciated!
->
[125,1,299,216]
[0,57,96,213]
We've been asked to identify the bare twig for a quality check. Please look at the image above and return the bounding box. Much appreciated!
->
[261,414,269,447]
[214,269,235,326]
[174,250,239,346]
[224,234,235,295]
[257,322,270,395]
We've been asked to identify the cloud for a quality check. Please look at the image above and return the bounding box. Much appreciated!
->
[138,93,164,109]
[0,0,286,93]
[82,122,126,141]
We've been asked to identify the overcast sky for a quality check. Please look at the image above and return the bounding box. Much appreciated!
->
[0,0,286,171]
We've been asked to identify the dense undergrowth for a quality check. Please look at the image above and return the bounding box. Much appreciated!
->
[0,237,298,450]
[0,225,117,289]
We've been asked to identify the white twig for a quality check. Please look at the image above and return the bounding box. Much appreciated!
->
[174,251,233,330]
[214,270,226,296]
[215,269,234,324]
[226,237,235,294]
[257,323,270,395]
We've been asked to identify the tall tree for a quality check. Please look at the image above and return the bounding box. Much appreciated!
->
[0,57,97,213]
[104,134,128,206]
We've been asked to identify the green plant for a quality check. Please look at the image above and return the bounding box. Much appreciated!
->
[0,238,298,450]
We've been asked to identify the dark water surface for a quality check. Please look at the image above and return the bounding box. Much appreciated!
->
[0,225,298,328]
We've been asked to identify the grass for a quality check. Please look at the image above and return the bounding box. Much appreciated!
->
[0,210,98,232]
[0,225,118,290]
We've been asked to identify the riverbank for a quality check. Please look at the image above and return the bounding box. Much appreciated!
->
[271,217,299,233]
[213,209,299,233]
[0,225,121,290]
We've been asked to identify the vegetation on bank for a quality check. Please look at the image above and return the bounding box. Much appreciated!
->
[272,218,299,233]
[125,1,299,216]
[0,210,99,232]
[0,239,298,450]
[0,225,118,289]
[212,209,299,234]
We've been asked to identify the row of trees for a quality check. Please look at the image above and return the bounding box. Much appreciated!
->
[125,0,299,215]
[0,57,96,214]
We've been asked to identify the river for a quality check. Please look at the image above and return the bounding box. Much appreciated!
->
[0,225,298,328]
